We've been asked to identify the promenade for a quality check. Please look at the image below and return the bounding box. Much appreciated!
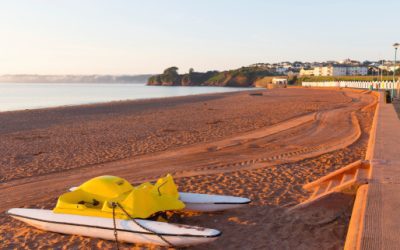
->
[346,91,400,249]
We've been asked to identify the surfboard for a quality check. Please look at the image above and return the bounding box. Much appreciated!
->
[7,208,221,247]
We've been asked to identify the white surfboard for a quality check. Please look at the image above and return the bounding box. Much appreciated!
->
[179,192,251,212]
[69,187,251,212]
[7,208,220,247]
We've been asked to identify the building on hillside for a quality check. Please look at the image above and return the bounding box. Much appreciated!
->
[346,66,368,75]
[303,65,368,76]
[299,68,315,76]
[379,65,400,72]
[338,59,361,65]
[368,66,380,75]
[275,67,288,74]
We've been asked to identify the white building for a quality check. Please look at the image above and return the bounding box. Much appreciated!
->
[299,68,314,76]
[272,78,288,86]
[306,65,368,76]
[379,65,400,72]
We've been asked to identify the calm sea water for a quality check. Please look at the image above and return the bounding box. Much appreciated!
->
[0,83,253,112]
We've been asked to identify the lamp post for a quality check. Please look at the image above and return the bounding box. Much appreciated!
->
[392,43,400,100]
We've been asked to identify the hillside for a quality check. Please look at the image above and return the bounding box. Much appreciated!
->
[147,67,278,87]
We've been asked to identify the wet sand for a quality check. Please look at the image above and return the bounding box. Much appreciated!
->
[0,88,376,249]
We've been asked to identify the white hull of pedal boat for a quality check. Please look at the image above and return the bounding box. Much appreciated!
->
[69,187,251,212]
[179,192,251,212]
[7,208,220,247]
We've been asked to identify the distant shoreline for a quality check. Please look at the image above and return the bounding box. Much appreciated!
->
[0,74,153,84]
[0,82,147,84]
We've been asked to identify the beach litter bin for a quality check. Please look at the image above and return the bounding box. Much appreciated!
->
[385,90,391,103]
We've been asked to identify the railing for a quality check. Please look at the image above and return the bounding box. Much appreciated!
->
[302,81,399,90]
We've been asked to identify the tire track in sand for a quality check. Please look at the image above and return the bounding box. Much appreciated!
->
[0,91,374,212]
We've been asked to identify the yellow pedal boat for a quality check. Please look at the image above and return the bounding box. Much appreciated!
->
[53,174,185,219]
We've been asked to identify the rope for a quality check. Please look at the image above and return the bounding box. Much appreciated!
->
[115,202,174,248]
[157,180,168,196]
[112,203,120,250]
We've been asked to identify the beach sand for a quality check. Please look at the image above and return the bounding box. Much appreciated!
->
[0,88,376,249]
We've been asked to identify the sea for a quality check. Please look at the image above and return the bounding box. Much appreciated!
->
[0,83,253,112]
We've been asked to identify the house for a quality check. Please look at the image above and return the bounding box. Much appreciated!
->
[346,66,368,75]
[368,66,380,75]
[275,67,288,74]
[272,78,288,86]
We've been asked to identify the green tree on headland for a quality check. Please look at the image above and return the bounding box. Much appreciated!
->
[163,66,179,75]
[161,66,180,85]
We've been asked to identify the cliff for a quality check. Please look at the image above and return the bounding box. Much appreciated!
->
[147,66,277,87]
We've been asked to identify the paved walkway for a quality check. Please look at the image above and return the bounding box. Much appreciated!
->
[393,100,400,119]
[359,92,400,249]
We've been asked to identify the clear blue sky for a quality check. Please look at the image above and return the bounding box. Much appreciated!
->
[0,0,399,74]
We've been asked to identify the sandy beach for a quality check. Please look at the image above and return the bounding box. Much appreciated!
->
[0,88,376,249]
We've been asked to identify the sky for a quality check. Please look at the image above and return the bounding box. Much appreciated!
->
[0,0,399,75]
